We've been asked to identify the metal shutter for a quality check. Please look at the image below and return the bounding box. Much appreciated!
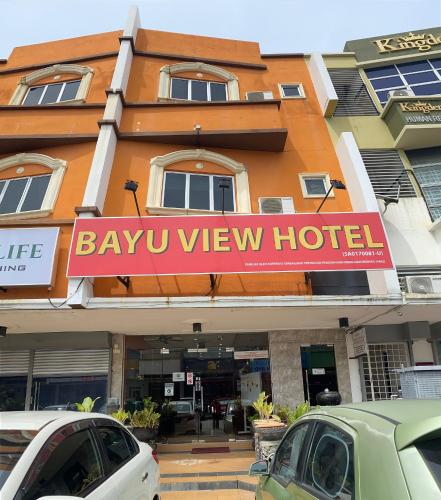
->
[33,349,110,376]
[360,149,416,198]
[0,350,30,376]
[328,69,378,116]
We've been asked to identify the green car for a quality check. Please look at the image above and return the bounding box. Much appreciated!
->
[250,400,441,499]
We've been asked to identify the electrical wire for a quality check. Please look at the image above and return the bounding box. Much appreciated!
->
[48,278,85,309]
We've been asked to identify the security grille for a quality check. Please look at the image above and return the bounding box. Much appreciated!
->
[362,343,410,401]
[328,69,378,116]
[33,349,110,376]
[359,149,416,198]
[0,350,30,376]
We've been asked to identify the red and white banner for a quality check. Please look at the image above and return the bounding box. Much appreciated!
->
[67,212,393,277]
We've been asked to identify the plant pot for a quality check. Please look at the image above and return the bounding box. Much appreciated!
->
[253,420,287,441]
[131,427,157,442]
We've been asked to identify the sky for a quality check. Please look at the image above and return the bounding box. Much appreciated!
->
[0,0,440,59]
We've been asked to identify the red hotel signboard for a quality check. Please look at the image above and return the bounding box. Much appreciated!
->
[67,213,393,277]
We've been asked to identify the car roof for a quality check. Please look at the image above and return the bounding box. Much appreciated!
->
[0,411,114,431]
[307,400,441,449]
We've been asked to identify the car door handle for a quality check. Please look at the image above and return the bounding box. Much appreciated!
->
[141,471,149,482]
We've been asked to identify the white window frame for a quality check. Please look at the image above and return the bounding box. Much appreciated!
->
[278,83,305,99]
[366,59,441,106]
[170,77,228,102]
[22,80,82,105]
[147,149,250,215]
[9,64,94,105]
[0,153,67,220]
[0,174,51,215]
[162,171,236,212]
[299,173,333,198]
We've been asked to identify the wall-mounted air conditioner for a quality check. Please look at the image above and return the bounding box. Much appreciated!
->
[405,275,441,294]
[246,91,274,101]
[259,197,295,214]
[388,89,414,98]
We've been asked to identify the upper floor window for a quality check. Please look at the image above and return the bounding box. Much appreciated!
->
[0,153,67,220]
[0,174,51,214]
[22,80,81,105]
[163,171,235,211]
[365,58,441,105]
[299,173,333,198]
[171,77,227,102]
[279,83,305,99]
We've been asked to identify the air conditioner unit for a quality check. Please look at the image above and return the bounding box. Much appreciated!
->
[405,275,441,294]
[388,89,413,98]
[246,91,274,101]
[259,197,295,214]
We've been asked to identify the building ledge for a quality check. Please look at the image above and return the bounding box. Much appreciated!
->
[0,134,98,154]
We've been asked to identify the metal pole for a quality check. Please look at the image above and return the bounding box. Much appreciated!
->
[316,185,334,213]
[222,186,225,215]
[366,350,376,401]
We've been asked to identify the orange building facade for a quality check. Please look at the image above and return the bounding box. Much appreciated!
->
[0,8,406,432]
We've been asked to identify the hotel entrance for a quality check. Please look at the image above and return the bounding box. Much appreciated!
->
[124,333,271,442]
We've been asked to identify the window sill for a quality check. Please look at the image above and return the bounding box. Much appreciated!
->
[0,209,53,220]
[146,206,238,216]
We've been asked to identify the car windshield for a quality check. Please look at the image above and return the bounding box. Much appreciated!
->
[0,429,38,489]
[416,438,441,486]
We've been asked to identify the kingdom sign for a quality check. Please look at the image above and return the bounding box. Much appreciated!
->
[67,213,393,277]
[374,32,441,54]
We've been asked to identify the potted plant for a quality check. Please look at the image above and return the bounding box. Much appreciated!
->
[251,392,287,461]
[75,396,100,412]
[111,408,130,425]
[129,398,161,442]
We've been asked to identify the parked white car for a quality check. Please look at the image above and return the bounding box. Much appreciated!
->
[0,411,160,500]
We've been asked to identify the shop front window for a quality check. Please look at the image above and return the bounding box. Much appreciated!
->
[0,376,27,411]
[124,333,271,441]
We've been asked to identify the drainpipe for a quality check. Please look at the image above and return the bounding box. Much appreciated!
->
[67,6,140,308]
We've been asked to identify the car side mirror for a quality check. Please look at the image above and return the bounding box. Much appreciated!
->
[249,460,269,476]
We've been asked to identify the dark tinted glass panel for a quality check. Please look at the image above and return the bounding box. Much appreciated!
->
[412,82,441,95]
[189,174,209,209]
[171,78,189,99]
[370,76,404,90]
[283,85,301,97]
[164,173,186,208]
[40,83,63,104]
[210,82,227,101]
[21,429,104,499]
[398,60,432,74]
[405,71,438,85]
[20,175,50,212]
[98,426,132,475]
[0,178,28,214]
[304,178,327,195]
[213,176,234,212]
[0,429,36,489]
[417,439,441,485]
[191,80,208,101]
[365,65,397,78]
[60,80,81,101]
[22,86,45,105]
[430,58,441,69]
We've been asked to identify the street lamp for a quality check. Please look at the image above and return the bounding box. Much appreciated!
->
[218,178,231,215]
[124,179,141,217]
[316,179,346,213]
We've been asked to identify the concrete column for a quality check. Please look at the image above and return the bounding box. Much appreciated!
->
[345,333,363,402]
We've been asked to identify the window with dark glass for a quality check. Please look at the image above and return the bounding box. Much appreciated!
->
[302,176,328,196]
[20,428,104,499]
[97,426,137,475]
[304,423,354,499]
[0,174,50,214]
[163,172,235,211]
[170,77,227,101]
[365,59,441,105]
[22,80,81,105]
[272,423,310,485]
[280,83,304,98]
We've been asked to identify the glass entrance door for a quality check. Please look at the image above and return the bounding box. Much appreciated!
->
[301,345,338,405]
[125,332,271,442]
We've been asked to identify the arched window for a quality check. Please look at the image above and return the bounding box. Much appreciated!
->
[0,153,67,219]
[158,62,239,102]
[9,64,94,105]
[147,149,251,215]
